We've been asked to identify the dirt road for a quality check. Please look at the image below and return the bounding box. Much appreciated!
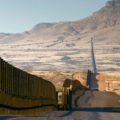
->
[1,90,120,120]
[1,111,120,120]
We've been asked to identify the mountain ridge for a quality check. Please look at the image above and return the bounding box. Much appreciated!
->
[1,0,120,46]
[0,0,120,72]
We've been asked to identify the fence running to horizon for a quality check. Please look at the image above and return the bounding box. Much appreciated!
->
[0,57,57,114]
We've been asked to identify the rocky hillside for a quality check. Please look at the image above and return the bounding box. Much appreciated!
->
[28,71,120,95]
[0,0,120,72]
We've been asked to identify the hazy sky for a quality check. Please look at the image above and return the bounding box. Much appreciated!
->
[0,0,109,33]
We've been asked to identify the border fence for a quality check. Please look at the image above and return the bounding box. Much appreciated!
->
[0,57,57,115]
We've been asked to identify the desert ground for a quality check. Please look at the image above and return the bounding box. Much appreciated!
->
[0,111,120,120]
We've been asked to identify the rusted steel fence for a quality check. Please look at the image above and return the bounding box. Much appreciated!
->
[0,57,57,114]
